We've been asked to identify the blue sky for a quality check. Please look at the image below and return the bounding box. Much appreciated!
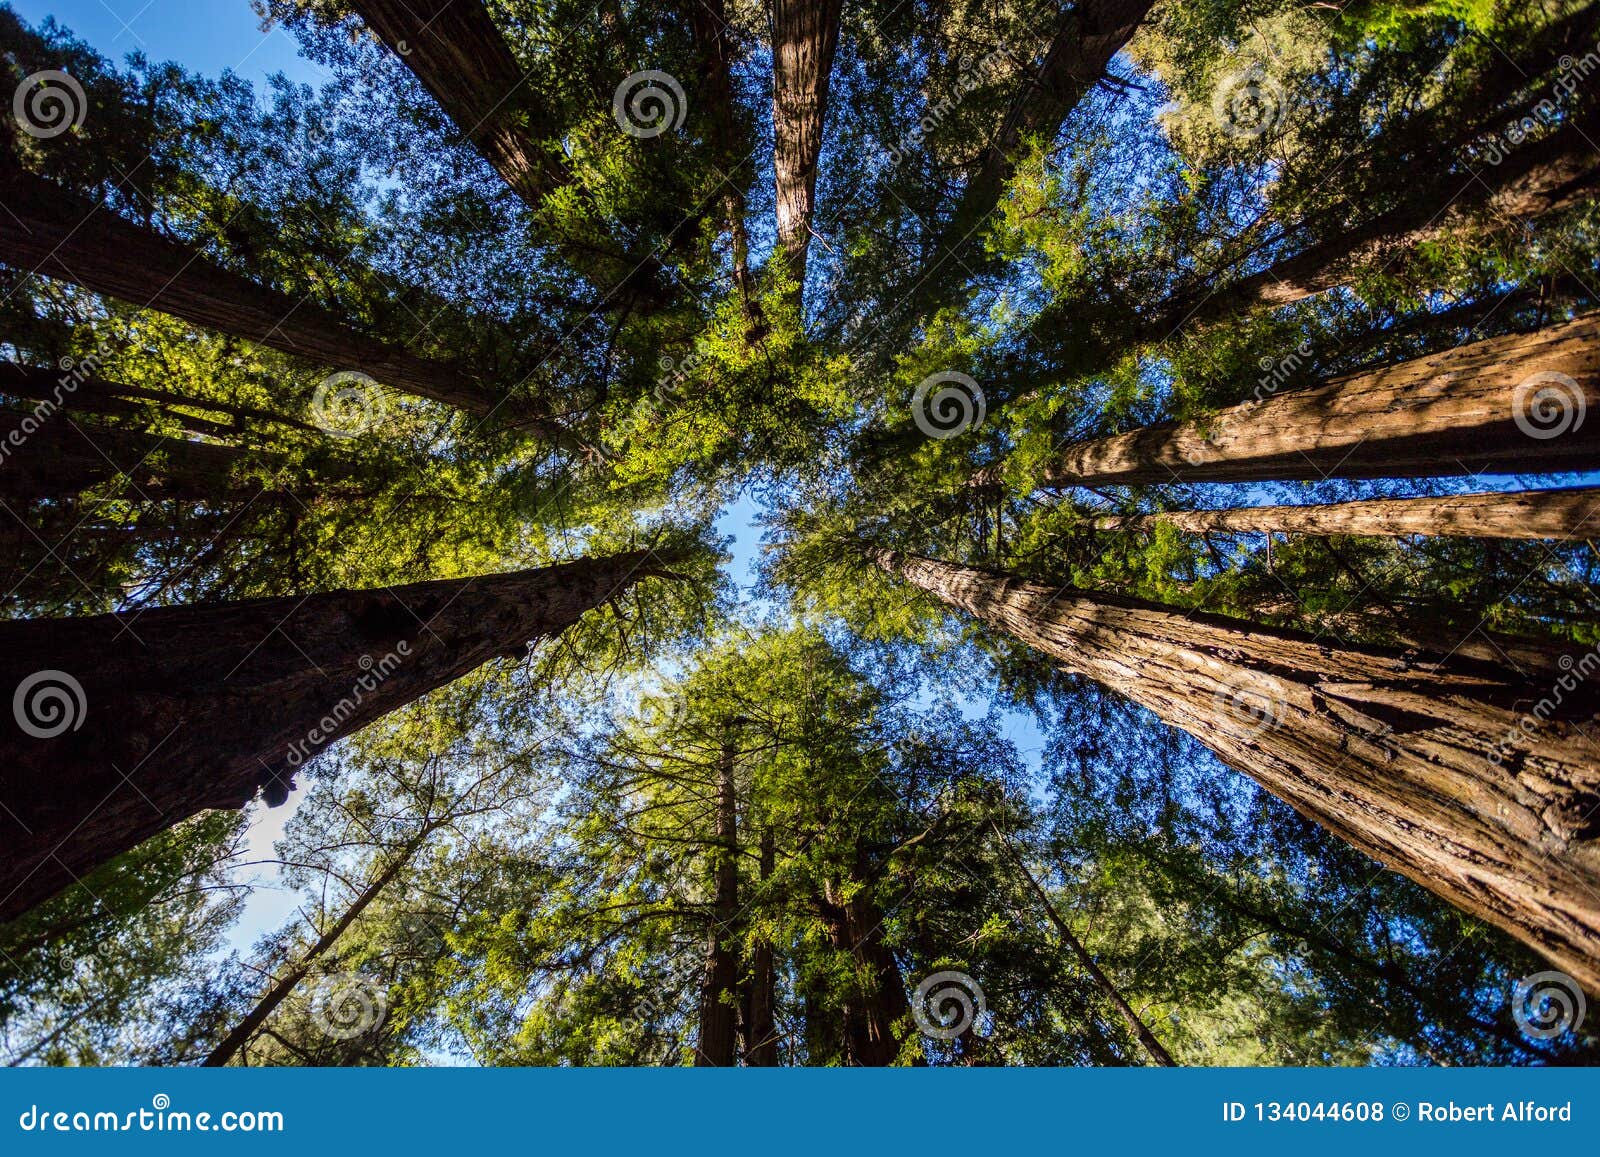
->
[11,0,325,88]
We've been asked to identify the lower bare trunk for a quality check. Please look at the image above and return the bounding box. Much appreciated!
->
[0,549,675,923]
[817,880,913,1065]
[875,550,1600,992]
[694,736,740,1066]
[741,826,779,1065]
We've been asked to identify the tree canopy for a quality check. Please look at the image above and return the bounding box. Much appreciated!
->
[1,0,1597,1067]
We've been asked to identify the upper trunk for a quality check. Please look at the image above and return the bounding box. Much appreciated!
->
[0,549,676,923]
[999,313,1600,490]
[918,0,1153,313]
[875,550,1600,992]
[1174,116,1600,325]
[771,0,845,294]
[347,0,566,205]
[1098,487,1600,540]
[0,167,570,443]
[202,824,434,1066]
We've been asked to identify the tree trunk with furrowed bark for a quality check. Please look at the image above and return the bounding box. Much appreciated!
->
[345,0,566,205]
[771,0,845,294]
[815,872,915,1065]
[990,312,1600,490]
[0,410,245,503]
[0,549,678,924]
[873,549,1600,992]
[741,825,779,1065]
[0,167,572,444]
[1098,487,1600,540]
[694,734,741,1066]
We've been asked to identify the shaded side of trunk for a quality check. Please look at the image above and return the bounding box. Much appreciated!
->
[1,361,321,435]
[874,550,1600,992]
[816,879,914,1065]
[1099,487,1600,540]
[347,0,565,204]
[0,411,244,503]
[926,0,1152,288]
[0,549,676,922]
[688,0,758,321]
[1240,597,1585,683]
[0,169,552,428]
[694,737,740,1066]
[202,825,432,1066]
[770,0,845,291]
[740,825,779,1065]
[1017,312,1600,488]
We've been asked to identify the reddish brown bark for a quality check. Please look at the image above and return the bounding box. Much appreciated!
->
[694,736,741,1066]
[1099,487,1600,540]
[875,549,1600,992]
[1003,313,1600,489]
[771,0,845,291]
[0,410,244,503]
[346,0,566,205]
[0,549,677,923]
[816,878,914,1065]
[741,825,779,1065]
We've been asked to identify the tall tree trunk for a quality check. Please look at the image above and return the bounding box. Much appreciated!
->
[694,734,741,1065]
[345,0,566,205]
[202,823,435,1066]
[688,0,758,323]
[2,361,322,435]
[874,550,1600,992]
[741,825,779,1065]
[989,312,1600,490]
[920,0,1153,307]
[1098,487,1600,540]
[1168,117,1600,327]
[816,877,914,1065]
[342,2,674,307]
[0,549,677,923]
[770,0,845,295]
[0,168,571,443]
[0,411,244,503]
[994,821,1176,1066]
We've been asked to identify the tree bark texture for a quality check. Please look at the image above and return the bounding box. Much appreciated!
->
[1097,487,1600,540]
[0,549,675,923]
[1016,313,1600,489]
[875,549,1600,992]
